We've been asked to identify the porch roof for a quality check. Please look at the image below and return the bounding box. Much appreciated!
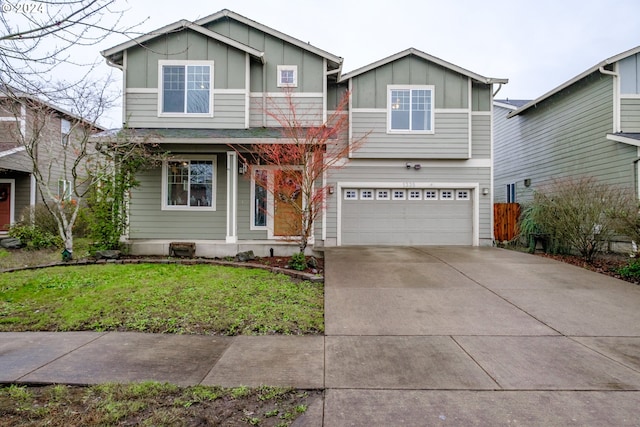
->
[93,127,335,143]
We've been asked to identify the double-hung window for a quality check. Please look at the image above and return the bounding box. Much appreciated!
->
[388,85,434,133]
[159,61,214,116]
[163,158,216,210]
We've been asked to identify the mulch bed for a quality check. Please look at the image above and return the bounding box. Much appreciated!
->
[537,252,640,285]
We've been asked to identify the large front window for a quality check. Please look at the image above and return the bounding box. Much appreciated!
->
[164,159,215,210]
[388,86,434,132]
[160,61,213,115]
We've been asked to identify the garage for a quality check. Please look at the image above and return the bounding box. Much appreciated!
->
[340,187,473,245]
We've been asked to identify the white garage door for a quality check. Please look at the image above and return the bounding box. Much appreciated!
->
[341,188,473,245]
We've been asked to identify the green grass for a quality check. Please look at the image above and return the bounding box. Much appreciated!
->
[0,383,316,426]
[0,263,323,335]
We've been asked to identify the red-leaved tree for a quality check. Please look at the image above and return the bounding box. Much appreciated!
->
[235,90,367,253]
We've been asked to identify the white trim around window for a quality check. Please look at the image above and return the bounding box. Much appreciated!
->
[277,65,298,88]
[387,84,435,134]
[158,60,215,118]
[161,156,217,211]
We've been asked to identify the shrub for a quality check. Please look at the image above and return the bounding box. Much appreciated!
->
[8,224,62,250]
[520,177,636,262]
[290,252,307,271]
[19,204,91,238]
[616,260,640,279]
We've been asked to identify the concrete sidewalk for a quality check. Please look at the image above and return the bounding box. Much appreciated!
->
[0,333,324,388]
[2,246,640,426]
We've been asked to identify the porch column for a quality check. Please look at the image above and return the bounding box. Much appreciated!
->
[226,151,238,243]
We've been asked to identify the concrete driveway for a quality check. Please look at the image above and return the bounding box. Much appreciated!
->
[323,246,640,426]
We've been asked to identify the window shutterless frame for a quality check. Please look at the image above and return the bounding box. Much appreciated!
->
[387,85,435,134]
[158,60,214,118]
[161,156,217,211]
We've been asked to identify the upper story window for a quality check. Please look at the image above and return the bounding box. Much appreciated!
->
[159,60,214,116]
[61,119,70,146]
[277,65,298,88]
[388,85,434,133]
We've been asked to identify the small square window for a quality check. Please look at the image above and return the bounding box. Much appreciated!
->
[424,190,438,200]
[392,190,406,200]
[440,190,454,200]
[376,189,390,200]
[344,189,358,200]
[409,190,422,200]
[277,65,298,87]
[360,189,374,200]
[456,190,470,200]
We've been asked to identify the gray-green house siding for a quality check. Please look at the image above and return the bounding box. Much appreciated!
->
[494,73,636,204]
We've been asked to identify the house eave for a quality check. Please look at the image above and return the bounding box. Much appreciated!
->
[607,133,640,147]
[508,44,640,118]
[339,47,507,85]
[101,19,266,65]
[194,9,343,69]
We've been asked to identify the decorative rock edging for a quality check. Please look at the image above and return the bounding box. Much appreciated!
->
[0,257,324,283]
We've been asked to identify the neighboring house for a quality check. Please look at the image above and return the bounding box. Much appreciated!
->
[0,88,104,233]
[494,45,640,205]
[100,9,507,256]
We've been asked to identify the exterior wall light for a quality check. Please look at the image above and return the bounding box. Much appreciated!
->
[482,188,490,195]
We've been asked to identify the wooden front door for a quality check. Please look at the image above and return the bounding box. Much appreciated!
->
[273,170,302,237]
[0,182,11,231]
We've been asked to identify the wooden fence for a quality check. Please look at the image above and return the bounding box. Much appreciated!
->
[494,203,521,242]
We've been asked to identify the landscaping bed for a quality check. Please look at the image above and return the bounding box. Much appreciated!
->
[0,383,320,426]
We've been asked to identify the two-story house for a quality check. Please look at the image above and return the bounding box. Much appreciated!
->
[0,88,104,232]
[494,45,640,205]
[101,9,506,256]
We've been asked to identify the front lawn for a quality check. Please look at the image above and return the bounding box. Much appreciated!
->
[0,264,323,335]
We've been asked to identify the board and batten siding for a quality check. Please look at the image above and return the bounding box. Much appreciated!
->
[621,98,640,132]
[128,157,227,240]
[204,18,325,94]
[125,29,247,90]
[323,162,492,244]
[494,73,635,204]
[125,91,246,129]
[350,110,470,158]
[351,56,469,110]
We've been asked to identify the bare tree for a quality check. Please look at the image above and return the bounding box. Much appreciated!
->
[0,0,142,98]
[1,80,116,258]
[234,90,367,253]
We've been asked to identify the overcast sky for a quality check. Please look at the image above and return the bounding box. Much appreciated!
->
[37,0,640,127]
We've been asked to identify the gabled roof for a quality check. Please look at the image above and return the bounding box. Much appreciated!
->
[101,19,265,66]
[339,48,508,85]
[508,45,640,118]
[494,99,531,110]
[0,85,106,132]
[194,9,343,69]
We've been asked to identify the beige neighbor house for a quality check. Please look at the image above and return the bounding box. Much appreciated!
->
[100,9,507,257]
[0,88,105,234]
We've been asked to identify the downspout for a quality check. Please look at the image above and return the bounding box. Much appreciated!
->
[599,64,620,133]
[493,83,503,98]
